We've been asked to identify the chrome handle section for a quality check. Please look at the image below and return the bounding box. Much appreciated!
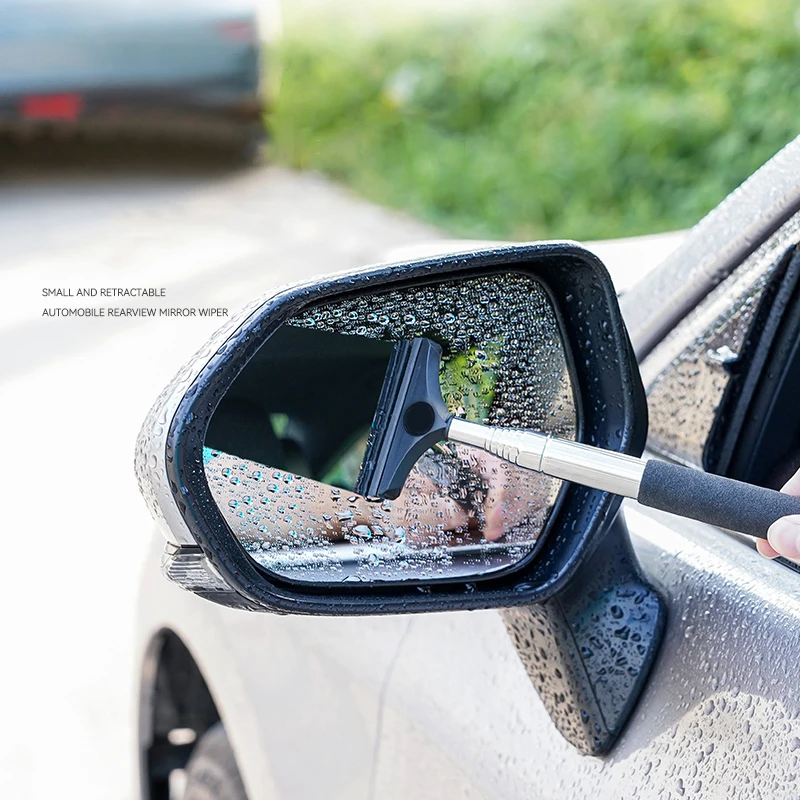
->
[447,417,645,499]
[539,436,645,499]
[448,418,548,471]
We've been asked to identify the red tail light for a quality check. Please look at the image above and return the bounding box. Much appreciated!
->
[216,19,256,43]
[22,94,83,122]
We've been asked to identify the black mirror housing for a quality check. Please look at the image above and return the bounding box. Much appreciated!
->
[137,242,648,615]
[137,242,666,756]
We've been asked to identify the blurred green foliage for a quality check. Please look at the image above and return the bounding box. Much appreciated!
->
[271,0,800,240]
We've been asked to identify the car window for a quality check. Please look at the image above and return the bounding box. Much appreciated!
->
[641,210,800,471]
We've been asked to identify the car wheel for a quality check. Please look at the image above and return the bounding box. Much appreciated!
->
[183,722,248,800]
[230,122,267,166]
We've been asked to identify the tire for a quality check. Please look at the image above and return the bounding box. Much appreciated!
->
[225,121,267,167]
[183,722,248,800]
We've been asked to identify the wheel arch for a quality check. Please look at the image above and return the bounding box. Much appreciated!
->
[139,628,221,800]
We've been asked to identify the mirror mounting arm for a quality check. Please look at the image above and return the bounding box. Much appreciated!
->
[503,513,666,756]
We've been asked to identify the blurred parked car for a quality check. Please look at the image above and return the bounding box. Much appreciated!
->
[0,0,280,159]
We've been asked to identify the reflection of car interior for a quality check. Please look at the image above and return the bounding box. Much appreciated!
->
[205,325,394,489]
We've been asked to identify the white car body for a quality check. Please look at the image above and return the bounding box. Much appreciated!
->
[136,139,800,798]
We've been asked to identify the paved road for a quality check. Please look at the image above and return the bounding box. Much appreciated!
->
[0,155,680,798]
[0,159,442,800]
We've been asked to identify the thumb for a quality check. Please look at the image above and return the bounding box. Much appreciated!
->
[765,469,800,559]
[767,515,800,560]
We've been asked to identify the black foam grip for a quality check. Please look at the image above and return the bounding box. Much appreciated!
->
[638,460,800,539]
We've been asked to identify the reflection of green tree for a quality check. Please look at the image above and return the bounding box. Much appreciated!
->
[440,341,501,424]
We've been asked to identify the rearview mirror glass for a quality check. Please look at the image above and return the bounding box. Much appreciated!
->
[203,272,578,584]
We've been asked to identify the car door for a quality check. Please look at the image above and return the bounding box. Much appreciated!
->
[369,149,800,798]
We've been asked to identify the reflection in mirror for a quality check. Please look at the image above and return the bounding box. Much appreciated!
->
[204,273,577,583]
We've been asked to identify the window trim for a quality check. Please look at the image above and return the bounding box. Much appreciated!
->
[622,135,800,359]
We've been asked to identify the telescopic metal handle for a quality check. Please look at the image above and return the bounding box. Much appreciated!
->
[447,418,645,498]
[446,418,800,539]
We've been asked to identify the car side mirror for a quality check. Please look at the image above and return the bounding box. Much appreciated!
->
[136,243,665,755]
